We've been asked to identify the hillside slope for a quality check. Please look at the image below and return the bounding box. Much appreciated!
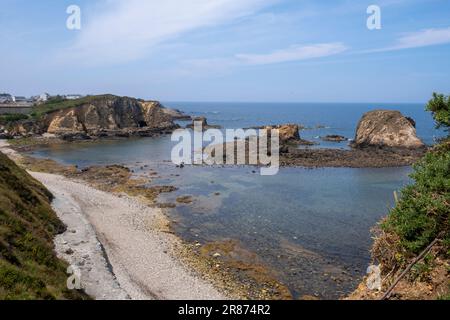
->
[0,151,88,299]
[350,139,449,300]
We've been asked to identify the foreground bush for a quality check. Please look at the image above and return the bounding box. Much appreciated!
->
[380,140,449,259]
[371,93,449,299]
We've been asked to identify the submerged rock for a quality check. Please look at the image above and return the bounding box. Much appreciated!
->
[321,135,348,143]
[352,110,425,149]
[176,195,193,204]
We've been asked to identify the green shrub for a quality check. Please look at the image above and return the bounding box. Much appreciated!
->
[381,92,450,259]
[427,92,450,131]
[0,114,29,124]
[381,141,450,257]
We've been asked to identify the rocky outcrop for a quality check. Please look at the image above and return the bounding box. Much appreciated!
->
[321,135,348,143]
[259,124,314,145]
[186,116,221,130]
[40,96,178,139]
[161,107,191,120]
[352,110,425,149]
[5,120,43,137]
[264,124,300,143]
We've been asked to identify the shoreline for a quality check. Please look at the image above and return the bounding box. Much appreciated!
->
[1,136,430,300]
[33,171,131,300]
[0,139,331,299]
[0,140,228,300]
[30,171,228,300]
[7,134,427,169]
[0,137,416,300]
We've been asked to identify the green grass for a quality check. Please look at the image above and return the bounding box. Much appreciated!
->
[0,151,89,300]
[3,94,144,123]
[30,94,118,119]
[0,114,29,125]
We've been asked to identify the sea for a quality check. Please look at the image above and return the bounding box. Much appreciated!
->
[27,102,443,299]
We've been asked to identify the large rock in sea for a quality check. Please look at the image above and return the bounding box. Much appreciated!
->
[352,110,425,148]
[249,124,313,146]
[261,124,309,144]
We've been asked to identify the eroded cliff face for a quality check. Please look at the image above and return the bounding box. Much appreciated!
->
[43,96,177,138]
[352,110,425,149]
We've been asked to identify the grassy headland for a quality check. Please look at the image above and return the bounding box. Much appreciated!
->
[0,151,89,299]
[29,94,119,119]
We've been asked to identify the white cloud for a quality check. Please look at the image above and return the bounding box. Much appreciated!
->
[394,27,450,49]
[235,42,348,65]
[369,27,450,53]
[186,42,348,68]
[63,0,275,65]
[175,42,348,77]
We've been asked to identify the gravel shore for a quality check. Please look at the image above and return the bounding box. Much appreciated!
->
[29,171,227,300]
[1,139,226,300]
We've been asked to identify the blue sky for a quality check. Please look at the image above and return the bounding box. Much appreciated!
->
[1,0,449,102]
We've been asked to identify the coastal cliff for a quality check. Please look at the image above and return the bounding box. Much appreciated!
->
[5,95,179,139]
[44,96,177,138]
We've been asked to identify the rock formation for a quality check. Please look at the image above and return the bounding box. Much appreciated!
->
[186,116,221,130]
[352,110,425,149]
[263,124,300,143]
[321,135,348,143]
[6,95,178,139]
[161,107,191,120]
[6,120,42,137]
[259,124,314,145]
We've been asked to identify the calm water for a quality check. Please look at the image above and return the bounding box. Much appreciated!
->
[166,102,441,148]
[29,102,441,299]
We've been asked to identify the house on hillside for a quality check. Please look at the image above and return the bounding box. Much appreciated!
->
[64,94,84,100]
[38,93,50,102]
[0,93,14,104]
[14,96,28,103]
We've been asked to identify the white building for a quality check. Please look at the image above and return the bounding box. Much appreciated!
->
[0,93,14,104]
[14,96,27,103]
[65,94,84,100]
[38,93,50,102]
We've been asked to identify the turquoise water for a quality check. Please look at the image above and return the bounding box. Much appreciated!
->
[29,102,440,298]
